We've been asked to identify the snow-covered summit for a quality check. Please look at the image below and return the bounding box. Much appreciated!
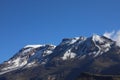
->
[24,44,44,48]
[0,44,56,75]
[54,34,115,60]
[0,34,116,75]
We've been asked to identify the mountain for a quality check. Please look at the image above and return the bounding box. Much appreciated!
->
[0,34,120,80]
[0,44,56,75]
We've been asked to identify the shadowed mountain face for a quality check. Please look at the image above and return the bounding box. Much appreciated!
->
[0,34,120,80]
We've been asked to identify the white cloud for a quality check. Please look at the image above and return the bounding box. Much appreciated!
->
[103,31,115,39]
[103,30,120,47]
[114,31,120,46]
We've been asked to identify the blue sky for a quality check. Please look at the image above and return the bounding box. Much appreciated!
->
[0,0,120,63]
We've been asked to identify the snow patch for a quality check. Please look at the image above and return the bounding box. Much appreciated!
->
[61,37,80,45]
[26,61,36,67]
[24,45,43,48]
[92,34,104,43]
[92,34,102,57]
[22,48,32,54]
[43,50,53,56]
[62,50,76,60]
[2,57,27,71]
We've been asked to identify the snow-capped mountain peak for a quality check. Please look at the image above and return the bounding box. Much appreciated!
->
[58,35,115,60]
[0,44,56,75]
[0,35,117,75]
[88,34,114,57]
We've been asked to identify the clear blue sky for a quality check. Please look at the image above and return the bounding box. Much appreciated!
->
[0,0,120,63]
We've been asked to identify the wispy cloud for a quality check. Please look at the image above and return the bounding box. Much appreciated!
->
[103,30,120,46]
[103,31,115,39]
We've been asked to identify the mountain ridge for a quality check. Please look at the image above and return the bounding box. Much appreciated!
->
[0,34,120,80]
